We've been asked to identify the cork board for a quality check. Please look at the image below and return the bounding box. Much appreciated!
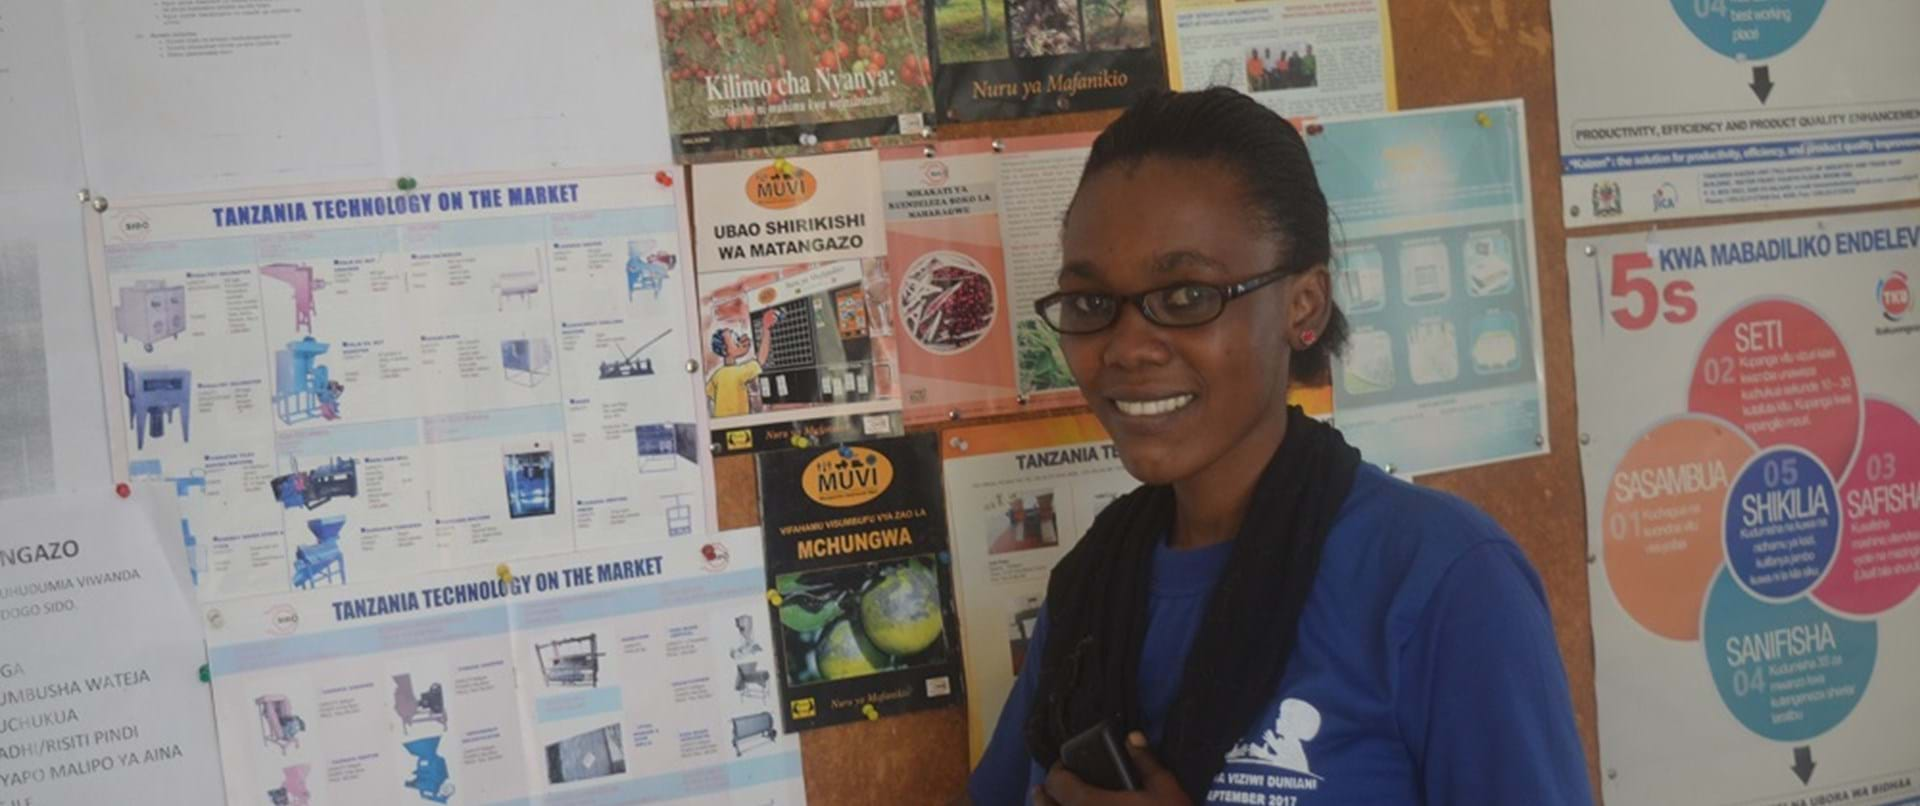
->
[713,2,1623,801]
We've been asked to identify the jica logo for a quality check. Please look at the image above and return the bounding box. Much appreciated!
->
[1878,270,1911,322]
[1653,183,1679,212]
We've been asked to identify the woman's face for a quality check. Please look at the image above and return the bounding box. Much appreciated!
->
[1058,156,1319,485]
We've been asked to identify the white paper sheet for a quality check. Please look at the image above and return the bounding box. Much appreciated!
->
[0,487,226,804]
[0,0,85,193]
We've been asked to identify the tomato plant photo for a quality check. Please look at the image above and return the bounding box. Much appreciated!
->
[657,0,935,137]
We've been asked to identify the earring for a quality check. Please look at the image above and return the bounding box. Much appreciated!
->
[1299,328,1317,347]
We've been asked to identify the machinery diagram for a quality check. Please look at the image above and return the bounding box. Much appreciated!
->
[255,695,306,754]
[114,279,185,353]
[291,516,346,589]
[270,456,357,510]
[634,422,699,473]
[662,492,694,537]
[273,337,344,424]
[401,736,454,803]
[123,363,190,449]
[266,764,311,806]
[544,724,626,784]
[260,263,324,333]
[495,270,541,311]
[534,634,603,687]
[729,712,778,757]
[626,240,675,302]
[735,661,770,703]
[393,674,448,734]
[501,337,553,387]
[503,447,556,519]
[597,329,672,379]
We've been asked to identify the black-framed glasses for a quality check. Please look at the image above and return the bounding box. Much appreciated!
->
[1032,266,1292,334]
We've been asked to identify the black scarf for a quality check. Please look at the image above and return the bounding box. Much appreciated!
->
[1024,406,1362,799]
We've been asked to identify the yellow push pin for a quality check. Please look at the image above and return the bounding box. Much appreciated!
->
[1475,111,1493,129]
[772,157,796,177]
[862,703,880,720]
[496,563,513,585]
[767,590,784,606]
[790,435,812,449]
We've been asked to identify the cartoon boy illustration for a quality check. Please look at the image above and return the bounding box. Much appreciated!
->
[706,308,781,418]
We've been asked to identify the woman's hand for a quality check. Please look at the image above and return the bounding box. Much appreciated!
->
[1032,732,1192,806]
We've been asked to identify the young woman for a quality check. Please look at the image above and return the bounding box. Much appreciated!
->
[964,89,1592,805]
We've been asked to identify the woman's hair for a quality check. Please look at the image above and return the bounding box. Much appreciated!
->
[1074,87,1348,384]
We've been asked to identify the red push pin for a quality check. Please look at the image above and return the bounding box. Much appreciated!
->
[1305,122,1324,136]
[655,170,675,187]
[115,482,131,498]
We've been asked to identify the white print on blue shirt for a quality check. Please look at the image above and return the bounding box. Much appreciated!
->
[1207,698,1323,805]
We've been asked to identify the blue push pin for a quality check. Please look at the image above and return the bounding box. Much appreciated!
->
[837,444,855,459]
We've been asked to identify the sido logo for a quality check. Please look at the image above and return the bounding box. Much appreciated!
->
[266,604,300,636]
[1654,183,1679,212]
[110,211,151,242]
[1879,270,1911,322]
[746,160,817,210]
[802,446,894,507]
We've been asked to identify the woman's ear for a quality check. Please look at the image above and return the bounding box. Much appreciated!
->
[1288,264,1332,349]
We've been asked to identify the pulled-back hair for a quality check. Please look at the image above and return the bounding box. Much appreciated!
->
[1073,87,1348,383]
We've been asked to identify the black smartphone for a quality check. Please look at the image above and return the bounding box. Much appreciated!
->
[1060,719,1142,792]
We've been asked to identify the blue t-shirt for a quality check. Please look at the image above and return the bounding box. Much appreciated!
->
[969,466,1592,805]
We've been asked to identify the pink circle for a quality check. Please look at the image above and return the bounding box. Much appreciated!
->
[1814,399,1920,615]
[1688,299,1860,478]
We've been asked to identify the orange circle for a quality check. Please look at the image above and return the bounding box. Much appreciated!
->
[1603,415,1755,640]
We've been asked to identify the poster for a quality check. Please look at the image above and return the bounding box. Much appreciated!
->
[881,138,1022,424]
[927,0,1166,122]
[202,529,805,805]
[0,489,225,805]
[1308,100,1547,475]
[84,169,713,600]
[64,0,677,196]
[1569,210,1920,806]
[997,132,1096,410]
[939,414,1138,763]
[755,433,964,731]
[653,0,934,160]
[1551,0,1920,227]
[694,152,906,453]
[1162,0,1394,119]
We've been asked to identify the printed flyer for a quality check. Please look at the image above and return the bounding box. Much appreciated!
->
[997,132,1096,410]
[755,433,964,731]
[694,151,905,453]
[1308,100,1548,475]
[881,138,1021,424]
[83,170,713,602]
[0,489,225,805]
[1569,210,1920,806]
[202,529,806,805]
[1162,0,1394,120]
[1552,0,1920,226]
[653,0,934,160]
[939,414,1138,763]
[927,0,1166,121]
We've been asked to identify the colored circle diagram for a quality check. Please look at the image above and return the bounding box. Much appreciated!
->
[1604,298,1920,742]
[1668,0,1826,62]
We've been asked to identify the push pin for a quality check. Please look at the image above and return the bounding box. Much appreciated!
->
[947,409,961,421]
[1475,111,1492,128]
[923,145,936,159]
[1305,122,1324,136]
[199,664,211,683]
[991,139,1004,153]
[862,703,880,720]
[655,170,675,187]
[837,444,855,459]
[77,188,92,203]
[1583,245,1596,256]
[684,359,699,373]
[767,589,784,606]
[496,563,513,585]
[115,482,131,499]
[89,196,109,213]
[1016,393,1030,406]
[396,176,417,191]
[791,435,812,449]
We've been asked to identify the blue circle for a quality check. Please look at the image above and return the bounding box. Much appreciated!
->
[1703,570,1875,741]
[1723,446,1840,599]
[1668,0,1825,62]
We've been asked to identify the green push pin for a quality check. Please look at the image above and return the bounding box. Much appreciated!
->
[397,176,418,191]
[199,663,210,683]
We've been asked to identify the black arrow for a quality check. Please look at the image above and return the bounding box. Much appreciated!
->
[1750,65,1775,104]
[1791,745,1816,785]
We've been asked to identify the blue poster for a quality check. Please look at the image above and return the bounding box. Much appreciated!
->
[1309,101,1548,475]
